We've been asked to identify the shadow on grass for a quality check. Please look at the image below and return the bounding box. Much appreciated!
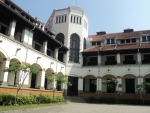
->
[0,102,67,112]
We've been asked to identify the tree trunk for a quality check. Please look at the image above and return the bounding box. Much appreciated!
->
[21,80,25,95]
[15,88,20,105]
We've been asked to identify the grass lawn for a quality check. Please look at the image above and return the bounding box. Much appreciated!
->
[0,102,67,112]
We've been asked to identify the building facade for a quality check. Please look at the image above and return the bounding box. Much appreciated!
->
[0,0,150,98]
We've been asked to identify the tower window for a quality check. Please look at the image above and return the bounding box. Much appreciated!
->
[74,16,76,23]
[65,15,67,22]
[69,34,80,63]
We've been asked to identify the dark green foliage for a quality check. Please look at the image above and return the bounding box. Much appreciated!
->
[3,64,37,105]
[45,74,72,87]
[0,94,65,106]
[86,97,150,105]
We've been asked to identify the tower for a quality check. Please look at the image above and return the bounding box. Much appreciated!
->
[45,6,88,96]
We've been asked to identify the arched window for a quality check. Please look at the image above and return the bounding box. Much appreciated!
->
[83,38,86,50]
[55,33,65,44]
[69,34,80,63]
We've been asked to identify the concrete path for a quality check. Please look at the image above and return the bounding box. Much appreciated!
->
[1,102,150,113]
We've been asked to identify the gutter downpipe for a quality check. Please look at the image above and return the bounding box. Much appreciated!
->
[98,45,104,98]
[55,44,63,89]
[98,51,100,98]
[138,48,142,100]
[138,32,142,100]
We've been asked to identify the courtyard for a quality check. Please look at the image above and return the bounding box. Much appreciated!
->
[1,102,150,113]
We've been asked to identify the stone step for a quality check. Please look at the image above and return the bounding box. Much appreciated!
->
[65,96,86,103]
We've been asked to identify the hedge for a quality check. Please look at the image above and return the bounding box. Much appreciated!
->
[86,97,150,105]
[0,94,65,106]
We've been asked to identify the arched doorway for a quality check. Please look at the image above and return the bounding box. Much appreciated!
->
[83,75,97,93]
[30,63,41,89]
[56,72,64,91]
[67,76,78,96]
[0,51,7,85]
[101,75,116,93]
[122,74,137,93]
[44,68,54,90]
[144,74,150,94]
[7,58,21,86]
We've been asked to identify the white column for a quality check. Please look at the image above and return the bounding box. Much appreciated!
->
[97,78,102,92]
[54,48,58,59]
[117,53,120,64]
[78,77,83,95]
[137,52,141,63]
[8,20,16,38]
[42,40,47,54]
[98,55,101,64]
[117,76,122,91]
[63,52,67,63]
[64,76,68,96]
[39,69,45,90]
[21,28,33,47]
[0,58,10,86]
[138,76,143,85]
[79,53,82,64]
[53,79,57,90]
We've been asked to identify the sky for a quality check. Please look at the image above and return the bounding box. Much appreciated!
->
[12,0,150,35]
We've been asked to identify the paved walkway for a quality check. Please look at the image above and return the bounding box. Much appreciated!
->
[1,102,150,113]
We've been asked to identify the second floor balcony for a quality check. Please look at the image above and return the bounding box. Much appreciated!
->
[82,53,150,67]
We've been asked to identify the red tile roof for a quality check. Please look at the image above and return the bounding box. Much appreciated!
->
[83,43,150,52]
[83,46,101,52]
[88,30,150,42]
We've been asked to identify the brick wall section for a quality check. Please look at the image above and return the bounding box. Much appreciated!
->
[80,93,150,99]
[0,87,63,96]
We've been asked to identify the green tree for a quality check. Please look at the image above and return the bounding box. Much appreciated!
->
[102,78,122,103]
[4,64,37,105]
[45,74,72,98]
[136,82,150,104]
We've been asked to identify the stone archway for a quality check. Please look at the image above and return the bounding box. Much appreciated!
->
[143,74,150,94]
[44,68,54,90]
[7,58,21,86]
[56,72,64,91]
[0,51,7,85]
[29,63,42,89]
[101,75,116,93]
[83,75,97,93]
[122,74,137,93]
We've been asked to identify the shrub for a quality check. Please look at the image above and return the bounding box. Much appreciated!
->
[0,94,65,106]
[86,97,150,105]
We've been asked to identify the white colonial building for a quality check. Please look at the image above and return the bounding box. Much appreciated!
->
[0,0,150,98]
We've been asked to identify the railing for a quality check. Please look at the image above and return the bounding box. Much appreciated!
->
[142,60,150,64]
[105,61,117,65]
[0,33,65,66]
[123,60,136,64]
